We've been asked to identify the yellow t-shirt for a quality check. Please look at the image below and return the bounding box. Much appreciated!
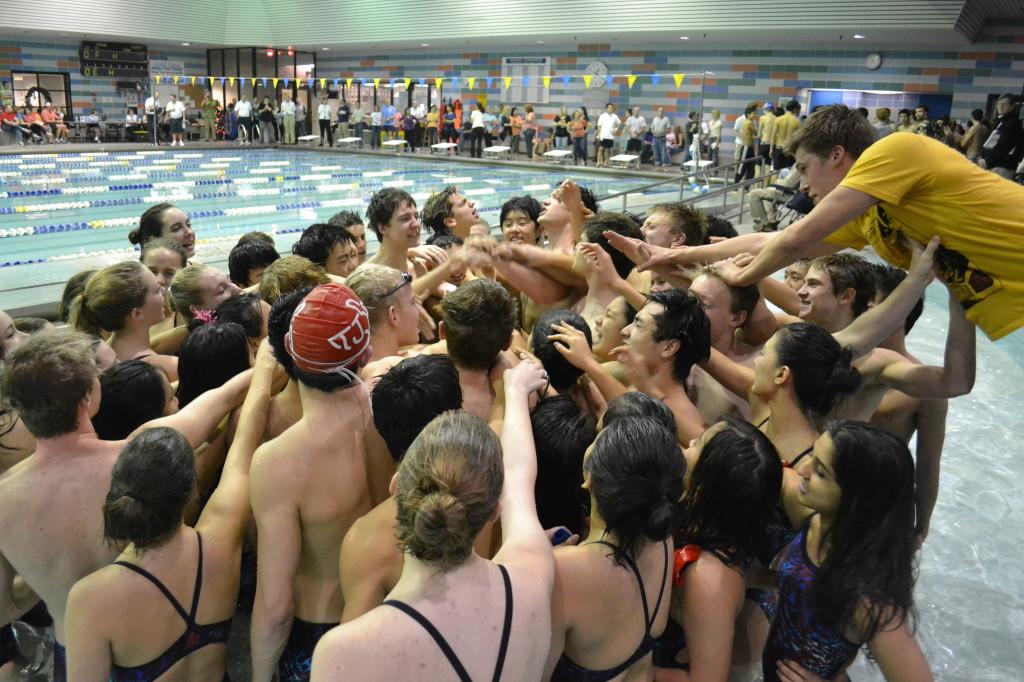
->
[772,112,800,149]
[825,132,1024,340]
[738,117,755,146]
[759,111,776,144]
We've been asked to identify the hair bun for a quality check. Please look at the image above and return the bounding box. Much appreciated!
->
[644,498,679,540]
[412,491,471,563]
[128,228,141,245]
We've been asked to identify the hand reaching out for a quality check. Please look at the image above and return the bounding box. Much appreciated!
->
[503,358,549,396]
[549,322,597,371]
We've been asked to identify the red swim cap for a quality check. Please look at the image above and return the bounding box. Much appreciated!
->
[285,283,371,375]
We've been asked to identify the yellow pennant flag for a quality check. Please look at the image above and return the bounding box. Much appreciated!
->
[403,78,411,89]
[208,76,214,86]
[153,75,160,83]
[373,78,381,88]
[228,77,235,86]
[190,76,197,85]
[543,76,551,88]
[319,78,326,89]
[674,74,685,87]
[583,74,593,88]
[346,78,353,88]
[272,78,279,87]
[627,75,638,88]
[435,77,443,88]
[466,77,475,89]
[173,76,180,84]
[504,76,513,89]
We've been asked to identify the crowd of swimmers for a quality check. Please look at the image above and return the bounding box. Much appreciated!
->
[0,103,1022,682]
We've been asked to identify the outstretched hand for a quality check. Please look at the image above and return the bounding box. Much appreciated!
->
[503,358,548,396]
[577,241,618,281]
[904,234,940,285]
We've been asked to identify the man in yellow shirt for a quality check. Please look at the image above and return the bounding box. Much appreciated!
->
[771,100,802,169]
[757,102,776,170]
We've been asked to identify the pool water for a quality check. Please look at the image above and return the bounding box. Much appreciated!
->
[0,148,683,312]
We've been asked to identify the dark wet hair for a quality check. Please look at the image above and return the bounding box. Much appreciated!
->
[531,395,596,536]
[426,232,464,250]
[92,361,168,440]
[531,309,592,391]
[582,212,643,280]
[129,203,176,246]
[176,322,250,407]
[291,223,354,269]
[421,185,459,236]
[267,285,313,379]
[703,215,738,243]
[586,416,684,566]
[140,238,188,268]
[442,279,515,372]
[775,322,861,421]
[677,416,782,569]
[328,210,364,231]
[649,202,707,246]
[237,230,276,246]
[372,355,463,463]
[499,195,542,226]
[647,288,712,385]
[57,269,97,322]
[814,421,918,643]
[228,239,280,287]
[578,185,598,214]
[871,264,924,335]
[809,252,876,318]
[210,292,264,341]
[104,427,196,551]
[602,392,676,437]
[367,187,416,239]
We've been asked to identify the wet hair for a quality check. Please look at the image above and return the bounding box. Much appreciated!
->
[808,252,876,318]
[703,215,738,243]
[267,286,313,379]
[228,239,280,287]
[696,267,760,324]
[372,355,463,463]
[0,330,97,438]
[426,232,464,250]
[395,411,503,569]
[499,195,542,226]
[328,210,365,230]
[256,255,329,307]
[578,185,598,214]
[176,322,250,407]
[531,395,596,536]
[649,203,707,246]
[814,421,918,643]
[421,185,459,236]
[104,427,196,551]
[129,202,176,246]
[786,100,802,114]
[586,417,684,566]
[856,107,869,119]
[92,361,168,440]
[140,238,188,269]
[346,265,409,328]
[366,187,416,239]
[208,292,264,341]
[898,108,912,118]
[647,288,712,384]
[785,104,876,160]
[531,309,592,391]
[237,230,276,246]
[602,392,676,437]
[14,318,52,334]
[291,223,354,269]
[775,322,861,421]
[871,264,923,335]
[441,279,515,372]
[677,416,782,569]
[57,270,97,322]
[69,261,148,336]
[582,212,643,279]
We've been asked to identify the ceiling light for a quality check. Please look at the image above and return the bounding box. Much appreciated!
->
[421,43,430,47]
[181,42,191,46]
[680,36,690,40]
[322,47,330,51]
[537,40,545,44]
[267,48,274,57]
[853,34,866,39]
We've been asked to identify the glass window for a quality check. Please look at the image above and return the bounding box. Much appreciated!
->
[295,53,315,81]
[224,50,238,77]
[256,49,275,79]
[239,49,255,77]
[38,73,64,90]
[209,50,223,78]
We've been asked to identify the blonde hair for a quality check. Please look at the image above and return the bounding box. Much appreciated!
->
[346,265,406,327]
[168,264,209,320]
[395,411,503,569]
[69,261,147,336]
[256,255,330,306]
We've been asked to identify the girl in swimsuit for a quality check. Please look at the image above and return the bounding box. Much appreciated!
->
[544,411,685,681]
[764,421,930,682]
[311,361,556,681]
[64,341,276,680]
[129,203,197,260]
[141,239,189,339]
[169,265,242,326]
[69,261,179,381]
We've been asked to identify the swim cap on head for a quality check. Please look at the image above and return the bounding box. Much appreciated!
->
[285,283,371,375]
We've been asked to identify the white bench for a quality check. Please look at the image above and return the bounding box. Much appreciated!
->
[543,149,573,165]
[681,159,714,171]
[609,154,640,169]
[298,135,318,146]
[430,142,459,155]
[383,139,408,153]
[483,145,512,160]
[337,136,363,149]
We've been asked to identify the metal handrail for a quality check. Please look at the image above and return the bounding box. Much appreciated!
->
[598,155,772,204]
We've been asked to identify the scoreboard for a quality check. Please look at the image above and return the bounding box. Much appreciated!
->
[80,41,149,78]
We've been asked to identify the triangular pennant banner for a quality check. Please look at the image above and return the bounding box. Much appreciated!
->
[262,78,268,87]
[333,78,339,86]
[208,77,214,85]
[435,77,443,88]
[373,78,381,88]
[228,77,234,86]
[283,78,289,87]
[219,77,226,85]
[486,77,494,88]
[153,75,160,83]
[543,76,551,88]
[562,75,570,86]
[418,78,425,87]
[308,78,314,88]
[583,75,593,88]
[173,76,180,84]
[190,76,196,85]
[403,78,411,88]
[674,74,684,87]
[504,76,513,89]
[627,75,638,88]
[272,78,279,87]
[239,77,246,87]
[651,74,661,85]
[319,78,326,89]
[346,78,353,88]
[466,77,475,89]
[522,76,530,87]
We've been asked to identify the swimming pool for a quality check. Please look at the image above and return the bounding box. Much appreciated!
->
[0,148,687,313]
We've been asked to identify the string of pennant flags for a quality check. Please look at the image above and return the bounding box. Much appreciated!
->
[151,73,691,90]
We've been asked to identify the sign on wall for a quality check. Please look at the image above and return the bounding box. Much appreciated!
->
[502,57,550,105]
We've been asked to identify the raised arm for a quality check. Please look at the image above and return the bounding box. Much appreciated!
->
[604,229,776,273]
[912,398,947,543]
[493,256,577,305]
[135,368,252,448]
[549,323,629,403]
[702,348,756,402]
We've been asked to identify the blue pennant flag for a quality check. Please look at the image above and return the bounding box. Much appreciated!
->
[562,75,570,86]
[523,75,530,87]
[219,77,225,85]
[283,78,289,87]
[651,74,661,85]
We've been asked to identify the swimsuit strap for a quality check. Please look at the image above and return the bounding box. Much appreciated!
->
[112,532,205,627]
[648,541,670,631]
[382,602,472,682]
[783,446,813,469]
[756,416,770,429]
[492,564,513,682]
[588,540,650,628]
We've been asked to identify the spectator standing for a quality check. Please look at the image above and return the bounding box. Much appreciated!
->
[895,108,915,133]
[402,107,419,151]
[425,105,439,146]
[317,96,333,147]
[960,108,990,163]
[470,102,486,158]
[569,110,589,165]
[771,100,802,169]
[596,103,621,167]
[201,94,219,141]
[280,93,297,144]
[979,94,1023,179]
[650,106,671,168]
[553,106,571,150]
[500,105,512,141]
[758,102,776,168]
[524,104,538,159]
[337,100,351,140]
[510,107,524,155]
[369,105,382,148]
[873,107,895,140]
[913,104,933,136]
[351,105,365,141]
[295,99,307,137]
[733,103,759,183]
[381,101,396,140]
[166,94,187,147]
[144,90,161,146]
[683,111,701,164]
[707,109,723,166]
[624,106,646,155]
[257,96,276,146]
[235,95,253,145]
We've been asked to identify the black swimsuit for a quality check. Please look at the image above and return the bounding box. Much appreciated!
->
[110,533,232,681]
[756,416,812,468]
[552,540,670,681]
[383,564,514,682]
